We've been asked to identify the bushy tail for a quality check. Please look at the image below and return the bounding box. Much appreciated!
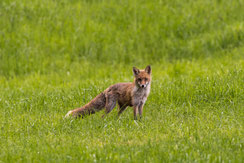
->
[65,111,73,118]
[65,92,106,118]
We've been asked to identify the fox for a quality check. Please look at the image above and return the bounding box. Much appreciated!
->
[65,65,151,120]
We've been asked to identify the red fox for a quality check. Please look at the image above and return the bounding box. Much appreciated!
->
[65,65,151,120]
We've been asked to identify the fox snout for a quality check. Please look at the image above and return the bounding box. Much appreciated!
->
[139,82,149,88]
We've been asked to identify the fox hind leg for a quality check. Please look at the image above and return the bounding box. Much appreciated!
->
[102,94,117,118]
[118,104,128,117]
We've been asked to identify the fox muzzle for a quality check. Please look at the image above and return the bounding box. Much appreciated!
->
[139,82,149,88]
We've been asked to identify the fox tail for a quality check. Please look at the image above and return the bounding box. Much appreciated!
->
[64,92,106,118]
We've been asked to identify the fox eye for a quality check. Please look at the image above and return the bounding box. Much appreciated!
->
[145,78,148,81]
[138,78,142,82]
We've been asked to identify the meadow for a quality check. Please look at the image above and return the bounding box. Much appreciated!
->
[0,0,243,162]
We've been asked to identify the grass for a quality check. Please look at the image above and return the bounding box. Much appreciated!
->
[0,0,244,162]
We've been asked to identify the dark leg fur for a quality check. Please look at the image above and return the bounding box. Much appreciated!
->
[138,104,144,119]
[133,106,138,120]
[118,104,128,117]
[102,93,117,118]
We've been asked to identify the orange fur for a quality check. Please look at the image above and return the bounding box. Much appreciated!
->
[65,65,152,119]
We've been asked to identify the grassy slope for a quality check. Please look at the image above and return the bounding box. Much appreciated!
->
[0,0,243,162]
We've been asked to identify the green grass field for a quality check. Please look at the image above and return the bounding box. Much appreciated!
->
[0,0,244,162]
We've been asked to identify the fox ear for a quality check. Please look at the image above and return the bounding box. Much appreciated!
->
[133,67,140,76]
[145,65,151,74]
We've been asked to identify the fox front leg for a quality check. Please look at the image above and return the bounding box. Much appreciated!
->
[133,106,139,120]
[138,103,144,119]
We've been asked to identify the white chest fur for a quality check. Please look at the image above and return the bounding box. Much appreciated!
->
[132,85,150,106]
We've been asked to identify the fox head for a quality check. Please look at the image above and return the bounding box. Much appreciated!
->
[133,65,151,88]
